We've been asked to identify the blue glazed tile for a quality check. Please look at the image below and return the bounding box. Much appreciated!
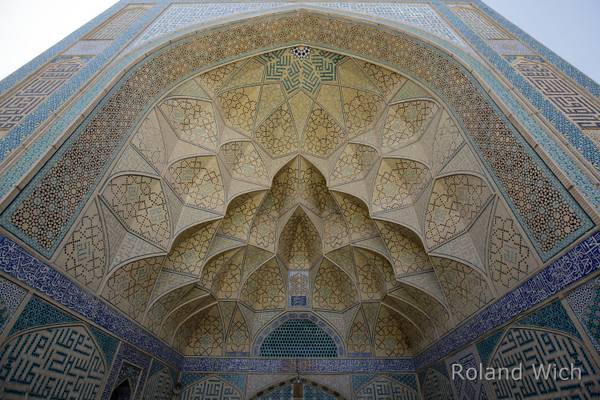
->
[0,276,27,332]
[0,3,166,167]
[0,235,182,368]
[181,357,416,373]
[474,0,600,98]
[0,2,126,96]
[415,231,600,369]
[1,1,596,264]
[102,342,152,400]
[435,0,600,172]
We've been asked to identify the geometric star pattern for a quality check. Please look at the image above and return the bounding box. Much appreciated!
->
[51,45,536,358]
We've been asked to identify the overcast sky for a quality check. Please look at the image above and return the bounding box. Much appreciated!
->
[0,0,598,83]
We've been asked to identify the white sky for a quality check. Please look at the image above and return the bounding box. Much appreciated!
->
[0,0,598,83]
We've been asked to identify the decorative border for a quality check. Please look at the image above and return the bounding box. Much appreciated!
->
[0,235,183,368]
[0,231,598,374]
[415,230,600,368]
[0,3,166,168]
[435,0,599,171]
[0,1,125,96]
[182,357,415,373]
[1,8,593,265]
[0,2,597,217]
[475,0,600,98]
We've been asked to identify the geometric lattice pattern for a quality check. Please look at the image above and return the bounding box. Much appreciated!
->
[103,175,171,247]
[348,309,372,355]
[240,260,286,311]
[433,257,493,322]
[159,98,218,149]
[425,174,491,248]
[167,156,225,211]
[313,260,358,311]
[163,221,219,276]
[372,159,431,211]
[331,143,378,185]
[259,319,338,358]
[101,256,163,321]
[175,305,223,356]
[219,141,268,183]
[374,307,411,357]
[225,308,251,355]
[382,100,437,151]
[56,201,106,291]
[376,221,431,277]
[489,202,539,294]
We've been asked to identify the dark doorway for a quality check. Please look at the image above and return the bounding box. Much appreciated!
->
[110,380,132,400]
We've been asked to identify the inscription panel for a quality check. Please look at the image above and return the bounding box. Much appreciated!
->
[511,56,600,146]
[0,325,106,399]
[0,56,89,134]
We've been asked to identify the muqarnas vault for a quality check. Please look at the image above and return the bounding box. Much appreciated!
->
[0,1,599,399]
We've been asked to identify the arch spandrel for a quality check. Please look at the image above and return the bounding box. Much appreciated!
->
[4,9,593,364]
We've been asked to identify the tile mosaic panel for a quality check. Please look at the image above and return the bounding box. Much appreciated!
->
[451,5,511,40]
[0,1,123,96]
[2,13,592,264]
[0,324,107,399]
[182,357,415,374]
[0,276,27,333]
[438,1,600,173]
[509,55,600,147]
[63,40,113,56]
[85,5,150,40]
[0,56,90,134]
[181,376,242,400]
[0,236,183,367]
[567,276,600,352]
[474,0,600,98]
[355,377,420,400]
[416,231,600,368]
[486,321,600,398]
[131,3,464,50]
[0,2,158,176]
